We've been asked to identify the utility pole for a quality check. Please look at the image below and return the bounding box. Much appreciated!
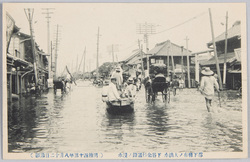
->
[54,24,59,78]
[96,27,100,78]
[83,47,86,74]
[107,44,119,65]
[181,46,184,79]
[112,44,114,63]
[167,45,170,77]
[185,36,191,88]
[138,39,144,76]
[137,22,157,76]
[170,41,175,76]
[42,8,54,79]
[51,41,53,71]
[223,11,228,87]
[24,8,38,85]
[209,8,223,89]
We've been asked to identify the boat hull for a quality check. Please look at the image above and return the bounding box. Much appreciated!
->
[106,100,134,114]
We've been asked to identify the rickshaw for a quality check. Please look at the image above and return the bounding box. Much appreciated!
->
[144,64,171,103]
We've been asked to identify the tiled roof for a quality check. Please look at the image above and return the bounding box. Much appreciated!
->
[148,40,192,57]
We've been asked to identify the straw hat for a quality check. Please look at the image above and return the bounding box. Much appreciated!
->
[201,67,214,76]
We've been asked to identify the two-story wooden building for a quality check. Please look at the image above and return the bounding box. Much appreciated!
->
[201,21,241,89]
[6,13,48,101]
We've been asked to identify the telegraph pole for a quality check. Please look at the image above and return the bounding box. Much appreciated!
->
[209,8,223,89]
[54,24,59,78]
[24,8,38,85]
[83,47,86,74]
[138,39,144,76]
[223,11,228,87]
[137,22,157,76]
[42,8,54,79]
[96,27,101,78]
[181,46,184,79]
[185,36,191,88]
[112,44,114,63]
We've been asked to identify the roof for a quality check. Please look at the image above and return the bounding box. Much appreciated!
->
[123,49,144,65]
[148,40,192,57]
[200,52,236,66]
[207,21,241,47]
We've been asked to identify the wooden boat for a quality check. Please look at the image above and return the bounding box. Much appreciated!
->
[106,99,134,114]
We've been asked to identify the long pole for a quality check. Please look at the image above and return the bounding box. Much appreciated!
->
[24,8,38,85]
[223,11,228,87]
[96,27,100,78]
[185,36,191,88]
[42,8,54,79]
[54,24,59,78]
[181,46,184,79]
[145,33,150,76]
[138,40,144,76]
[83,47,86,74]
[167,45,170,77]
[170,42,175,75]
[112,44,114,64]
[51,41,53,71]
[209,8,223,89]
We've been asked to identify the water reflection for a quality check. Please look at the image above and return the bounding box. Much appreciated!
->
[8,83,242,153]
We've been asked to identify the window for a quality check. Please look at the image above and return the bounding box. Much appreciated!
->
[156,59,164,64]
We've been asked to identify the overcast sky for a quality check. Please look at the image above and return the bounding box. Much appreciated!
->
[4,3,246,74]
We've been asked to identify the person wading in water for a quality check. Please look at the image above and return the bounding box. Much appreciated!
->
[199,67,220,112]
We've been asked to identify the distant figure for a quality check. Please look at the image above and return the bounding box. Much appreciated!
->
[199,67,220,112]
[111,67,123,90]
[172,76,179,96]
[107,77,121,102]
[179,77,184,90]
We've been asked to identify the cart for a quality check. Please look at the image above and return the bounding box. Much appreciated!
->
[145,73,170,103]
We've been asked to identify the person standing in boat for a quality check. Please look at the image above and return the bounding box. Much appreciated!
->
[107,77,121,102]
[199,67,220,112]
[111,66,123,91]
[124,77,136,100]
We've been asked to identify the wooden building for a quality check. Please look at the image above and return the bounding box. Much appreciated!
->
[201,21,241,89]
[146,40,195,87]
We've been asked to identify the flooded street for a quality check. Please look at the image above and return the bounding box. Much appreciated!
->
[8,80,242,153]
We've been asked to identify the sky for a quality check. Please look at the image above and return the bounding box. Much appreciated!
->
[3,3,246,74]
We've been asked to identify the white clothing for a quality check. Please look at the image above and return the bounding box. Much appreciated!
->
[111,71,123,87]
[107,83,121,101]
[200,76,219,100]
[125,84,136,98]
[102,85,109,102]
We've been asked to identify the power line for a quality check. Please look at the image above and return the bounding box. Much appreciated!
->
[154,11,208,35]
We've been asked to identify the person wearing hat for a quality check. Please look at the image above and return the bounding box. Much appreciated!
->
[107,77,121,102]
[111,66,123,90]
[124,77,136,100]
[199,67,220,112]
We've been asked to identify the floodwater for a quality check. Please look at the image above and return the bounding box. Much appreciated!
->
[8,80,242,153]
